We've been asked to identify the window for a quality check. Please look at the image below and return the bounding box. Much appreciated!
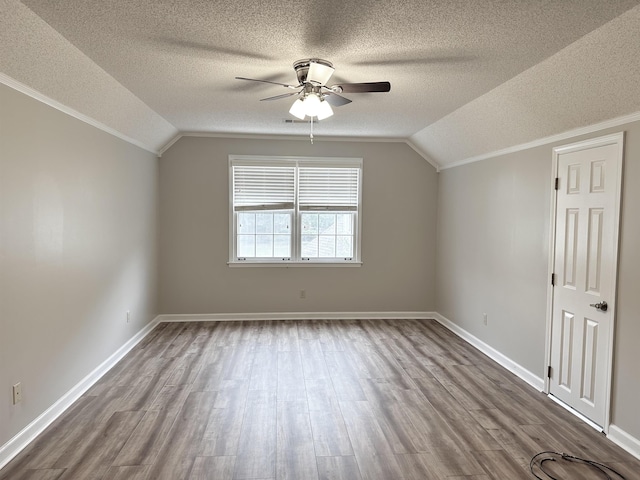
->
[229,156,362,265]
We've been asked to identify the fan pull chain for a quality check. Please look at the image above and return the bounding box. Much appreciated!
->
[310,115,314,144]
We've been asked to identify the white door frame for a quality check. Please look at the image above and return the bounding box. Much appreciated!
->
[543,131,624,434]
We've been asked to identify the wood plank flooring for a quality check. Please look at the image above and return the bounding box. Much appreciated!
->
[2,319,639,480]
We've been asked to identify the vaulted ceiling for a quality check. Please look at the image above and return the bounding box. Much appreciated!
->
[3,1,640,168]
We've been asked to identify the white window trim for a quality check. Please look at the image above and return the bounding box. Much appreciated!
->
[228,155,363,266]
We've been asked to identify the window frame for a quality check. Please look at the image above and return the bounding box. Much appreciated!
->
[228,155,363,267]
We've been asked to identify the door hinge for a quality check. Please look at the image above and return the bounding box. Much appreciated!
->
[547,366,552,378]
[551,273,555,286]
[555,177,559,190]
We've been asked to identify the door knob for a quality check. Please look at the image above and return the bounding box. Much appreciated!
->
[589,301,608,312]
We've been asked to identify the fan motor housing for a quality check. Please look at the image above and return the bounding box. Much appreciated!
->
[293,58,333,84]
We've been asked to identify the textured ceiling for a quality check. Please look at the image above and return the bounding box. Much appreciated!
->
[410,4,640,167]
[4,0,640,166]
[0,0,178,152]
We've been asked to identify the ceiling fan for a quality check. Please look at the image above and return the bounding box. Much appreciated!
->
[235,58,391,121]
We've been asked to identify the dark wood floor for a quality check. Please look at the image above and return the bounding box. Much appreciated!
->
[2,319,639,480]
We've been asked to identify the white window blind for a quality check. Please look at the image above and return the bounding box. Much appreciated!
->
[298,167,360,211]
[233,165,295,211]
[229,156,362,264]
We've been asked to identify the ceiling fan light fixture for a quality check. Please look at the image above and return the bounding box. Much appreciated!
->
[316,99,334,120]
[307,60,335,85]
[289,98,306,120]
[302,93,322,117]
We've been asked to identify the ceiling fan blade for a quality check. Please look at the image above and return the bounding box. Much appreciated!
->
[307,61,335,85]
[352,54,476,67]
[331,82,391,93]
[235,77,299,89]
[324,92,352,107]
[260,92,299,101]
[155,37,274,61]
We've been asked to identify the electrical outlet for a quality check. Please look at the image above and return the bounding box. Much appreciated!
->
[300,289,306,299]
[126,310,131,323]
[12,383,22,405]
[483,313,488,326]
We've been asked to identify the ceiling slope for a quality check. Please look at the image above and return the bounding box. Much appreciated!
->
[3,1,640,164]
[0,0,177,153]
[410,4,640,168]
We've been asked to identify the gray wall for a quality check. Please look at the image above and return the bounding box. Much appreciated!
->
[158,136,438,314]
[0,84,159,447]
[436,119,640,441]
[3,77,638,455]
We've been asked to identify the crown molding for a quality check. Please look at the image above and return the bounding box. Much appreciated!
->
[157,133,183,156]
[0,76,433,165]
[178,131,407,143]
[157,131,439,168]
[405,139,440,171]
[11,64,634,171]
[440,110,640,170]
[0,72,159,156]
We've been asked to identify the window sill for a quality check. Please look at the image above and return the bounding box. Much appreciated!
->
[227,261,362,268]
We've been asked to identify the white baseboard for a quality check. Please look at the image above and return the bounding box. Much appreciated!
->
[158,311,545,391]
[15,310,637,472]
[0,311,432,469]
[0,316,161,471]
[608,424,640,460]
[157,311,436,322]
[431,313,640,461]
[431,312,545,392]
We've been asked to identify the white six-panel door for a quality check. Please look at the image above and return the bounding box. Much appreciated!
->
[549,133,623,429]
